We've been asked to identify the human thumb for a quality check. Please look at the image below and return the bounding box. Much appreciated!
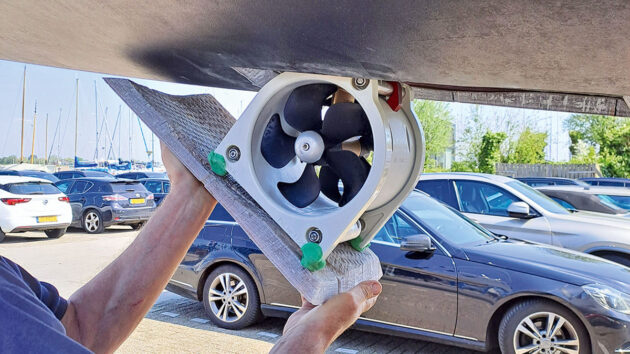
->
[348,280,382,314]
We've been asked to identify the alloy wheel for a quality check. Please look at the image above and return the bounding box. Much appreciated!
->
[513,311,579,354]
[207,272,249,323]
[84,211,100,232]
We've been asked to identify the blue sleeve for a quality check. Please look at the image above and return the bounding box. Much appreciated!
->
[1,256,67,320]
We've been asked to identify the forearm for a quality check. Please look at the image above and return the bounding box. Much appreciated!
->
[63,182,215,352]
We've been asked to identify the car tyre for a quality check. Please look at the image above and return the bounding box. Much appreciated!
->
[202,265,262,330]
[0,229,5,243]
[82,209,104,234]
[498,299,589,354]
[45,228,66,239]
[130,222,145,230]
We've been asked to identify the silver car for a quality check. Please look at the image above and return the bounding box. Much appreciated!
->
[417,173,630,266]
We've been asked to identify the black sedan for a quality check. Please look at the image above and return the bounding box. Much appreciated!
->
[54,177,156,233]
[536,185,630,216]
[138,178,170,206]
[167,191,630,353]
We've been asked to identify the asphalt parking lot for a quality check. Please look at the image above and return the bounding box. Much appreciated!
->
[0,228,487,354]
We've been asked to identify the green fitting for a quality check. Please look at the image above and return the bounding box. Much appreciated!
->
[350,236,370,252]
[207,150,227,176]
[300,242,326,271]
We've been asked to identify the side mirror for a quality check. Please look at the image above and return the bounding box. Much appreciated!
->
[507,201,533,219]
[400,234,436,253]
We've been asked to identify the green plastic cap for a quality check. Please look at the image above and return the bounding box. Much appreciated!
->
[301,242,326,271]
[350,236,370,252]
[208,150,227,176]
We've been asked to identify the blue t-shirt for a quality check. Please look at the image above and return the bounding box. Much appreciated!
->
[0,256,90,353]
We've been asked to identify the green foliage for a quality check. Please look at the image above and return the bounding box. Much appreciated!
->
[565,114,630,177]
[412,100,453,168]
[450,160,477,172]
[505,128,547,164]
[477,132,506,174]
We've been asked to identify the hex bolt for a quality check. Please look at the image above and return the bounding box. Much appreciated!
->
[227,145,240,161]
[307,228,323,243]
[352,78,369,90]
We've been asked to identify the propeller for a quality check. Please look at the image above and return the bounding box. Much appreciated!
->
[260,84,373,208]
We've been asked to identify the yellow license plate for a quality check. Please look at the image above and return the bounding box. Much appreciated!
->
[130,198,145,204]
[37,216,57,223]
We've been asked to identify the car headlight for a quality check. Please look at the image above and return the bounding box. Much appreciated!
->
[583,284,630,315]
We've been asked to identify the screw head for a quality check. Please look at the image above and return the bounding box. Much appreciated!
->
[227,146,240,161]
[307,228,322,243]
[352,78,369,90]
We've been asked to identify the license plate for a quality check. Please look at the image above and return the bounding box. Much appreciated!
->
[37,216,57,223]
[130,198,145,205]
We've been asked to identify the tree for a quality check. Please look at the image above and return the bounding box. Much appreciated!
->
[477,132,506,174]
[412,100,453,167]
[506,128,547,164]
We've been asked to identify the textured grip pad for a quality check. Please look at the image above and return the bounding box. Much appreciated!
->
[105,78,382,304]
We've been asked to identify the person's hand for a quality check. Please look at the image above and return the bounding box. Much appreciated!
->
[271,280,382,354]
[161,143,199,188]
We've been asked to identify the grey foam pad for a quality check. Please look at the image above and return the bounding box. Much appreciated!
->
[105,78,382,304]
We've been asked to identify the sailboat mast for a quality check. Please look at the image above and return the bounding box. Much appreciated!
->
[20,66,26,163]
[30,101,37,164]
[74,78,78,159]
[45,113,48,164]
[94,81,98,161]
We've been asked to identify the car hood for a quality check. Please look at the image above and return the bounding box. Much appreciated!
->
[463,241,630,293]
[552,210,630,229]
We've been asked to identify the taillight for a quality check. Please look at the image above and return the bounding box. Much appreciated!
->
[103,194,128,201]
[147,194,154,200]
[1,198,31,206]
[58,196,69,203]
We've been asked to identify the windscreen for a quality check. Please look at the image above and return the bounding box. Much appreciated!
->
[402,192,496,246]
[110,182,147,193]
[598,194,630,210]
[506,180,570,214]
[1,182,60,195]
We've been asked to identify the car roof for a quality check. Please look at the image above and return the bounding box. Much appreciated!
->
[535,185,630,195]
[137,177,170,182]
[518,176,576,181]
[580,177,630,182]
[419,172,516,183]
[0,175,52,184]
[56,177,124,183]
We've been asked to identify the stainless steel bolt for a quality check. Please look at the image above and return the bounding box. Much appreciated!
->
[227,146,240,161]
[307,228,322,243]
[352,78,369,90]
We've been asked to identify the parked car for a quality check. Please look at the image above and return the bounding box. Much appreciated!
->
[54,169,112,180]
[168,191,630,353]
[517,176,588,187]
[138,178,170,206]
[580,177,630,188]
[0,169,59,182]
[536,185,630,215]
[116,171,167,180]
[54,177,155,233]
[0,176,71,242]
[416,173,630,266]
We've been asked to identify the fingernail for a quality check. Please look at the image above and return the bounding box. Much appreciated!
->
[371,281,382,296]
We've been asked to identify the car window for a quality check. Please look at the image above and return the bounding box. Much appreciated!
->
[144,181,163,193]
[0,182,60,195]
[505,180,569,214]
[599,181,624,187]
[96,183,112,193]
[416,180,458,208]
[550,197,576,210]
[598,194,630,210]
[208,204,235,222]
[55,181,73,193]
[68,181,89,194]
[163,182,170,193]
[454,180,520,216]
[373,213,423,245]
[110,182,147,193]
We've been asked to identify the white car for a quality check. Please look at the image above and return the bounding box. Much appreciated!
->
[0,176,72,242]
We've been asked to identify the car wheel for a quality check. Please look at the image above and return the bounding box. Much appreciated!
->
[82,209,104,234]
[0,229,5,243]
[45,228,66,239]
[499,299,589,354]
[130,222,144,230]
[202,265,262,329]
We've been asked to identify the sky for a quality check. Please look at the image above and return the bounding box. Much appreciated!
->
[0,59,573,165]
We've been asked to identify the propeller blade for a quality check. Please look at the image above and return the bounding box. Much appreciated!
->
[278,164,320,208]
[283,84,337,132]
[261,114,296,168]
[326,150,370,207]
[321,102,371,145]
[319,166,342,203]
